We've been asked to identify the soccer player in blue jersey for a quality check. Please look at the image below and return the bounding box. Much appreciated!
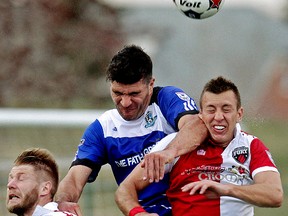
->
[55,45,207,216]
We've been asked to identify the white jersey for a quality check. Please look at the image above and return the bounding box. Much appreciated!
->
[32,202,76,216]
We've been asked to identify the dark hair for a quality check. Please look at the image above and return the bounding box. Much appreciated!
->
[14,148,59,198]
[200,76,241,109]
[106,45,153,84]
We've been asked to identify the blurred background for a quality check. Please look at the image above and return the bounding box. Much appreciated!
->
[0,0,287,215]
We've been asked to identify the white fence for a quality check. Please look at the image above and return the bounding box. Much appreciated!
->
[0,108,105,127]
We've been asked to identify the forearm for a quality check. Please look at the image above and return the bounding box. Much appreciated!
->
[115,183,142,216]
[166,114,208,158]
[183,172,283,208]
[55,176,83,202]
[228,181,283,207]
[115,164,151,215]
[55,166,91,203]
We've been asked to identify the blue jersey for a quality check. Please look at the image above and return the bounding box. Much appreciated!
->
[71,86,198,215]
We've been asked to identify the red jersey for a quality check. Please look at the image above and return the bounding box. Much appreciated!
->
[151,124,279,216]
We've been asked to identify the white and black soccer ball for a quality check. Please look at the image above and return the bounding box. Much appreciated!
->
[173,0,225,19]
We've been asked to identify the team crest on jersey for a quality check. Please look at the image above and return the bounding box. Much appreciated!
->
[232,146,249,164]
[144,111,157,128]
[175,92,190,101]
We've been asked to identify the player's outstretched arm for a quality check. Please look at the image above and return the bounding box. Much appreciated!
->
[142,114,208,182]
[170,114,208,156]
[115,163,157,216]
[182,171,283,207]
[55,165,92,216]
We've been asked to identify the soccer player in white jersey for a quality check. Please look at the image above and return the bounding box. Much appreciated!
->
[6,148,76,216]
[55,45,207,216]
[115,76,283,216]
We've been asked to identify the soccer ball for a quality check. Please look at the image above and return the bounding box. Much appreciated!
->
[173,0,225,19]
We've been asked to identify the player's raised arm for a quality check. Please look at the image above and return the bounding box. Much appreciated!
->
[55,165,92,216]
[142,114,208,183]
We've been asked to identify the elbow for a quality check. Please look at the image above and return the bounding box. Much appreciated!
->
[114,187,126,214]
[114,184,133,216]
[269,197,283,208]
[272,191,284,208]
[114,187,122,206]
[268,188,284,208]
[115,184,128,207]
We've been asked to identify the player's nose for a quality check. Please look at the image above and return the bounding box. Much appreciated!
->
[120,95,132,107]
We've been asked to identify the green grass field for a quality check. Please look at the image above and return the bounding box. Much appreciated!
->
[0,119,287,216]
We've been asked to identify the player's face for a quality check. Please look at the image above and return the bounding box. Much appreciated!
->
[110,78,154,121]
[6,165,40,216]
[199,90,243,147]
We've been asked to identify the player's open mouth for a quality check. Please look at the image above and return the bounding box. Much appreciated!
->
[9,194,20,200]
[213,125,225,131]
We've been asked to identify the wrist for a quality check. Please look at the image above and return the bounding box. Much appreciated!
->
[164,147,178,161]
[129,206,146,216]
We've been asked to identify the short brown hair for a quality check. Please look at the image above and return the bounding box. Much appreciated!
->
[14,148,59,198]
[200,76,241,109]
[106,45,153,84]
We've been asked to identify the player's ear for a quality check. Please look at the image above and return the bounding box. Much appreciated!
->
[150,77,155,86]
[198,112,203,120]
[40,181,52,196]
[237,107,244,122]
[149,78,155,92]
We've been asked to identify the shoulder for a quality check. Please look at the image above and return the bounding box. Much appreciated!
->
[234,123,258,143]
[33,202,77,216]
[151,86,195,108]
[153,86,186,96]
[87,109,120,132]
[97,109,119,121]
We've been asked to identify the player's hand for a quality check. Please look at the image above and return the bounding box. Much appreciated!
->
[181,180,229,199]
[57,201,83,216]
[141,149,174,183]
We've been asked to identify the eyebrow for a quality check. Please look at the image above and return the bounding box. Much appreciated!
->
[113,90,141,95]
[8,171,26,178]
